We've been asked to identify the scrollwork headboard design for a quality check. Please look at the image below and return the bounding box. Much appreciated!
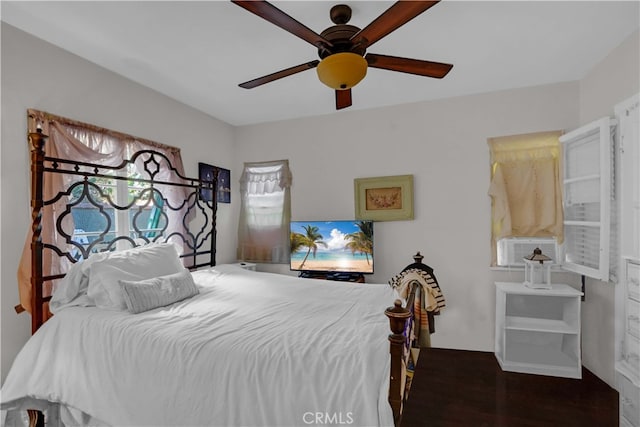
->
[26,128,218,332]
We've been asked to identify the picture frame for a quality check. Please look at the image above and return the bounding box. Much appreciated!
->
[198,163,231,203]
[354,174,414,221]
[216,167,231,204]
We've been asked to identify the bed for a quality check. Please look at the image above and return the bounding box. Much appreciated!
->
[1,120,418,427]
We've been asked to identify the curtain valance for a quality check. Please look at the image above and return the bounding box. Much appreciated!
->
[239,160,292,194]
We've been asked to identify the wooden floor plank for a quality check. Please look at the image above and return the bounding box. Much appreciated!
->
[401,348,618,427]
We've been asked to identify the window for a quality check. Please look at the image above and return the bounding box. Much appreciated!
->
[69,162,164,257]
[559,117,616,281]
[59,121,175,254]
[17,110,188,315]
[488,119,616,282]
[488,131,563,267]
[237,160,292,263]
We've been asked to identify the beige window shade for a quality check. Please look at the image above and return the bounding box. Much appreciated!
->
[488,131,563,266]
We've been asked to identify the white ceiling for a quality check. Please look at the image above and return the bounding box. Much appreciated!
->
[2,1,639,126]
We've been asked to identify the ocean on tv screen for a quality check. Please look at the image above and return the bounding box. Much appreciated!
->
[289,220,374,273]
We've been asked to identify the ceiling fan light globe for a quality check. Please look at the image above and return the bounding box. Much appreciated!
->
[316,52,368,90]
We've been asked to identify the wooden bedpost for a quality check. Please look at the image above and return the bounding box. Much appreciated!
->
[385,299,412,427]
[29,127,47,334]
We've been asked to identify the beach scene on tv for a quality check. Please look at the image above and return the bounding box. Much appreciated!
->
[290,220,374,273]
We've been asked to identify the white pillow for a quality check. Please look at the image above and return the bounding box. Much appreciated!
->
[119,269,199,314]
[87,243,184,310]
[50,252,110,313]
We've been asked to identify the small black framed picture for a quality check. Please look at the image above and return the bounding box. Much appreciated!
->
[199,163,231,203]
[216,167,231,203]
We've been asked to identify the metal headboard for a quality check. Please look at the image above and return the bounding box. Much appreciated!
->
[27,128,218,331]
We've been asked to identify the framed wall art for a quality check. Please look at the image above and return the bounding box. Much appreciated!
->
[354,174,414,221]
[199,163,231,203]
[216,167,231,203]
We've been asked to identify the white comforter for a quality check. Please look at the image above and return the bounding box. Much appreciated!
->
[1,265,397,427]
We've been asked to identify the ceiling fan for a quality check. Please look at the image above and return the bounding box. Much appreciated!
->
[232,1,453,110]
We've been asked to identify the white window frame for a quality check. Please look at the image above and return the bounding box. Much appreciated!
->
[72,164,156,253]
[559,116,616,281]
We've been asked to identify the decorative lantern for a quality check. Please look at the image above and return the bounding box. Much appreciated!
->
[523,247,553,289]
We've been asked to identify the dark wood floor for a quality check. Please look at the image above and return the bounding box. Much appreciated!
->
[401,348,618,427]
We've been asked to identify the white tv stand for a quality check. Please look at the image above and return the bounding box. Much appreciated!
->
[495,282,583,379]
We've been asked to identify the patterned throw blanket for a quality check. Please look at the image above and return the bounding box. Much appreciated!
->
[389,268,446,347]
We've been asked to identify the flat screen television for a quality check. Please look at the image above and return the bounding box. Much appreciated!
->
[290,220,374,274]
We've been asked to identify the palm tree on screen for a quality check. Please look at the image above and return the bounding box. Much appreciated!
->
[290,232,306,254]
[296,225,327,269]
[345,221,373,265]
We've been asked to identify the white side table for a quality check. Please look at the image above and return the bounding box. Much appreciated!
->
[495,282,583,379]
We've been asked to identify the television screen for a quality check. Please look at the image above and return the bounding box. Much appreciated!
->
[290,220,374,274]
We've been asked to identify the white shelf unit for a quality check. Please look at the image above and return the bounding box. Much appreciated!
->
[495,282,583,379]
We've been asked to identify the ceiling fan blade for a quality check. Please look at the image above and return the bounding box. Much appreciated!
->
[232,1,332,49]
[239,60,320,89]
[336,89,352,110]
[366,53,453,79]
[351,1,439,49]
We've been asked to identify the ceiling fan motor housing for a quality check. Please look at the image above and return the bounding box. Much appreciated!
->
[316,5,368,91]
[318,5,365,58]
[318,25,366,58]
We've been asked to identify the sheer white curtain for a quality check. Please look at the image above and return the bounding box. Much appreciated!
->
[17,109,188,315]
[237,160,292,263]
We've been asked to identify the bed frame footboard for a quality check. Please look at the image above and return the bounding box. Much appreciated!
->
[385,282,418,427]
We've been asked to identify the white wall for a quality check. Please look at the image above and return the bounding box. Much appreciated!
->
[580,30,640,124]
[234,82,581,353]
[577,30,640,387]
[1,23,237,383]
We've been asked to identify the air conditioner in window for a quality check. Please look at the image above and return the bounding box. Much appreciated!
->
[497,238,561,267]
